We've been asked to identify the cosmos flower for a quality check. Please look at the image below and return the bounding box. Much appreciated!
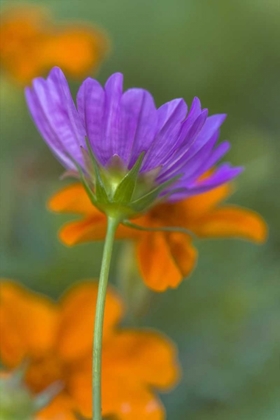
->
[0,6,108,84]
[25,67,242,220]
[0,280,180,419]
[48,181,267,291]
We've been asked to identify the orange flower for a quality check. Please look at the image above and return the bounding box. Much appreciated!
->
[48,182,268,291]
[0,6,109,84]
[0,280,180,419]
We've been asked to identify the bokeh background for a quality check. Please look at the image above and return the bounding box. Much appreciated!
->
[0,0,280,419]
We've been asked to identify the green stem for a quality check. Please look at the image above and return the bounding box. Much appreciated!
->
[93,216,119,420]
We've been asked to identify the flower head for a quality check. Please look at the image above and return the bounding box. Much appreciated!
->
[48,181,267,291]
[0,6,108,84]
[0,280,180,419]
[26,67,242,219]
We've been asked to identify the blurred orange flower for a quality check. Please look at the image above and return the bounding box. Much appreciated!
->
[0,6,109,84]
[49,182,268,291]
[0,280,180,419]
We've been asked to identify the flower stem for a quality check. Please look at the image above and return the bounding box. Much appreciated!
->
[93,216,119,420]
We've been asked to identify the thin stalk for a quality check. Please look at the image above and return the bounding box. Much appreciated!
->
[92,216,119,420]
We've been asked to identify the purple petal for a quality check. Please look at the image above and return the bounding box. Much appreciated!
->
[157,112,225,182]
[48,67,86,152]
[190,163,243,192]
[191,163,243,189]
[166,164,243,201]
[170,139,230,192]
[157,109,208,182]
[182,114,227,162]
[164,97,203,156]
[123,89,158,169]
[26,67,85,170]
[25,87,75,170]
[193,140,231,179]
[174,97,202,148]
[118,89,142,163]
[77,77,105,164]
[176,131,222,184]
[25,68,242,204]
[142,98,188,171]
[156,98,187,129]
[103,73,123,163]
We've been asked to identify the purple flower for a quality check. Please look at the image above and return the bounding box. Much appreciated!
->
[25,67,242,208]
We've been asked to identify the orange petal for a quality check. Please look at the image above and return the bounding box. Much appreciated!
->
[103,379,165,420]
[182,182,233,218]
[25,356,63,394]
[67,331,178,419]
[56,281,124,362]
[192,206,268,242]
[69,369,165,420]
[0,6,108,84]
[144,183,232,230]
[59,216,108,245]
[167,232,197,278]
[137,232,197,291]
[36,393,77,420]
[59,217,138,246]
[103,330,180,390]
[42,26,109,78]
[0,280,57,367]
[0,7,49,83]
[48,184,97,215]
[49,184,138,245]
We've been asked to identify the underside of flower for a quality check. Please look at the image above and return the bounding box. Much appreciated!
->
[25,67,243,218]
[75,145,182,219]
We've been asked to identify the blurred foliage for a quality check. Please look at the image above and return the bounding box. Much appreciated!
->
[0,0,279,419]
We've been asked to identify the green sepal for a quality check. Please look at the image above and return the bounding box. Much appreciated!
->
[94,175,109,205]
[84,139,109,204]
[66,153,98,206]
[113,152,145,203]
[130,174,181,212]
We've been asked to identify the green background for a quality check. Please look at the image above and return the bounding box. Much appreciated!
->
[0,0,280,419]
